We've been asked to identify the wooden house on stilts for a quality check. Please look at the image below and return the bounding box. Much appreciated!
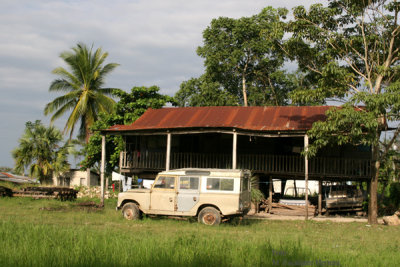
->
[99,106,372,217]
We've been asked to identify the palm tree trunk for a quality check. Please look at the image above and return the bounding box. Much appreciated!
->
[85,123,91,187]
[85,127,92,187]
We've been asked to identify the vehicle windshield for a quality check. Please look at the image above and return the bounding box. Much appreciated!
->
[153,176,175,189]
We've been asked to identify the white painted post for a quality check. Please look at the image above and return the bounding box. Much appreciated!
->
[86,168,91,187]
[304,134,309,220]
[100,135,106,206]
[166,132,171,171]
[268,176,273,214]
[232,131,237,169]
[318,180,322,216]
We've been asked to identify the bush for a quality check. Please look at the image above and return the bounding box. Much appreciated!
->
[380,182,400,215]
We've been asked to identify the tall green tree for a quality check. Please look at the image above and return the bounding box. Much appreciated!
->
[285,0,400,224]
[82,86,174,172]
[196,7,289,106]
[44,43,119,142]
[175,74,238,107]
[12,121,71,183]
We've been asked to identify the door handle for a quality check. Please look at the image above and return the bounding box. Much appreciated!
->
[193,197,197,201]
[169,197,173,202]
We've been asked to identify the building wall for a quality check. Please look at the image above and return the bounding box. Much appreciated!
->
[53,170,99,187]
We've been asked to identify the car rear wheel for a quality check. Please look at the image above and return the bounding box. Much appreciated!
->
[198,207,221,226]
[122,203,141,220]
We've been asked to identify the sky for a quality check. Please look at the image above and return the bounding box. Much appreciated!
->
[0,0,320,168]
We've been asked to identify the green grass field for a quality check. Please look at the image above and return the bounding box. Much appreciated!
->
[0,197,399,267]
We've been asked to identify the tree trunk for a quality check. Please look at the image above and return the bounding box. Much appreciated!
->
[242,74,248,107]
[368,142,380,224]
[85,126,92,187]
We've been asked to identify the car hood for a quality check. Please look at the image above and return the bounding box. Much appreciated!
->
[123,188,151,193]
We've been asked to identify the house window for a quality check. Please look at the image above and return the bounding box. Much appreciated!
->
[206,178,234,191]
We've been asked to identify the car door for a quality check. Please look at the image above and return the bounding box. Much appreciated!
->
[177,176,200,212]
[150,175,176,213]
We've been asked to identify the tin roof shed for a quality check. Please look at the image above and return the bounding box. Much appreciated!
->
[105,106,332,134]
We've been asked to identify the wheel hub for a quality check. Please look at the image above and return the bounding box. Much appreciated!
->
[125,209,133,220]
[204,213,216,224]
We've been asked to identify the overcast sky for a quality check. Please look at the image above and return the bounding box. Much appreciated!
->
[0,0,320,168]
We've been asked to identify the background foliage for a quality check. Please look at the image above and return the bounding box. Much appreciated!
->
[81,86,174,173]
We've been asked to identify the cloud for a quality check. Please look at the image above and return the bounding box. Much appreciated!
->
[0,0,320,167]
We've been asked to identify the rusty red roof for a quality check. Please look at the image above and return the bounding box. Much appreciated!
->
[105,106,333,133]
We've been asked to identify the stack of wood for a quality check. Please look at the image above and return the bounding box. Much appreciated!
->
[259,199,316,216]
[0,186,13,197]
[11,187,77,200]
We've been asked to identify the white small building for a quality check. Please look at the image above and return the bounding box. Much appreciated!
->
[273,179,319,196]
[53,169,99,187]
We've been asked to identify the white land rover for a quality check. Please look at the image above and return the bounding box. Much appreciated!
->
[116,168,251,225]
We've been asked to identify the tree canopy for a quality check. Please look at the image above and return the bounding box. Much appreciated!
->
[284,0,400,224]
[12,121,72,183]
[174,74,238,107]
[44,43,119,142]
[81,86,174,173]
[176,7,292,107]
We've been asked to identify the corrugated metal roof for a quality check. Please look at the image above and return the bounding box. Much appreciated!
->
[106,106,333,133]
[0,172,39,184]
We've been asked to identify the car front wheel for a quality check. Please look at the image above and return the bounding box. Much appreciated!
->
[122,203,141,220]
[198,207,221,226]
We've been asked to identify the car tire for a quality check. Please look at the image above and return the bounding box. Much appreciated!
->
[198,207,221,226]
[122,203,141,220]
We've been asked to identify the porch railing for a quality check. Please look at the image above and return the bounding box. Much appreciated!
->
[120,151,371,179]
[120,151,166,170]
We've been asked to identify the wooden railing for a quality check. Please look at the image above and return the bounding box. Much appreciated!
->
[120,151,371,179]
[120,151,166,170]
[309,157,371,178]
[171,153,232,169]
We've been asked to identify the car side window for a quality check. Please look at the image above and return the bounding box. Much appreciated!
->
[179,176,199,190]
[206,178,234,191]
[153,176,175,189]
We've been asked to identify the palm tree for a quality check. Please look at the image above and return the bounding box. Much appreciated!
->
[12,121,71,184]
[44,43,119,143]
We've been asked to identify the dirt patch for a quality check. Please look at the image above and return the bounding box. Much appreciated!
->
[39,206,68,212]
[246,211,385,224]
[39,201,104,213]
[75,201,103,211]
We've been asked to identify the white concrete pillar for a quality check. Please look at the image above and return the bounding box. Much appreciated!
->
[232,131,237,169]
[100,135,106,206]
[166,132,171,171]
[304,134,309,220]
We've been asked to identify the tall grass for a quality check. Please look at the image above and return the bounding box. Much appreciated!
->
[0,197,399,266]
[0,220,318,267]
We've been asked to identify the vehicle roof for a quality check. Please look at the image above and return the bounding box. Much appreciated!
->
[158,168,250,178]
